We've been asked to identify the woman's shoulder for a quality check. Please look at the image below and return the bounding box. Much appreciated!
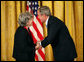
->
[17,26,27,31]
[14,26,28,41]
[15,26,28,35]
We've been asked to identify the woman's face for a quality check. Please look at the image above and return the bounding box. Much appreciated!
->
[27,18,33,26]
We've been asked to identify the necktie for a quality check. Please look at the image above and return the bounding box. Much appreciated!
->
[43,23,48,37]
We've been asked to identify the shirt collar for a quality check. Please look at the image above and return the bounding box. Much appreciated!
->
[45,16,49,26]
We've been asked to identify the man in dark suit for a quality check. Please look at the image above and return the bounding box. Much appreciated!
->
[35,6,77,61]
[13,12,35,61]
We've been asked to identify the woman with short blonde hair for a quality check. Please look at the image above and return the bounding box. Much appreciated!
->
[18,12,33,27]
[13,12,35,61]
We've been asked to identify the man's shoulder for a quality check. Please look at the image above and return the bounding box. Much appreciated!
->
[49,15,64,26]
[49,16,68,31]
[50,16,62,22]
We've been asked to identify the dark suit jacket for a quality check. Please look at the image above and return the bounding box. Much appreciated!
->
[13,26,35,61]
[41,16,77,61]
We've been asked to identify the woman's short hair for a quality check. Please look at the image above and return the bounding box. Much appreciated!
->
[18,12,33,26]
[38,6,51,16]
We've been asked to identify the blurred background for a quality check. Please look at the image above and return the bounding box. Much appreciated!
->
[1,1,83,61]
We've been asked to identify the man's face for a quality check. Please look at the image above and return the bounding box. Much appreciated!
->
[37,10,46,23]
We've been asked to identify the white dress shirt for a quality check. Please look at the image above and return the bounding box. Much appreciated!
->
[45,16,49,27]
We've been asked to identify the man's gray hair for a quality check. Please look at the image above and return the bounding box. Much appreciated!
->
[38,6,51,16]
[18,12,33,26]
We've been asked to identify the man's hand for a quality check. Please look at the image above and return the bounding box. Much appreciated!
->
[35,41,42,50]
